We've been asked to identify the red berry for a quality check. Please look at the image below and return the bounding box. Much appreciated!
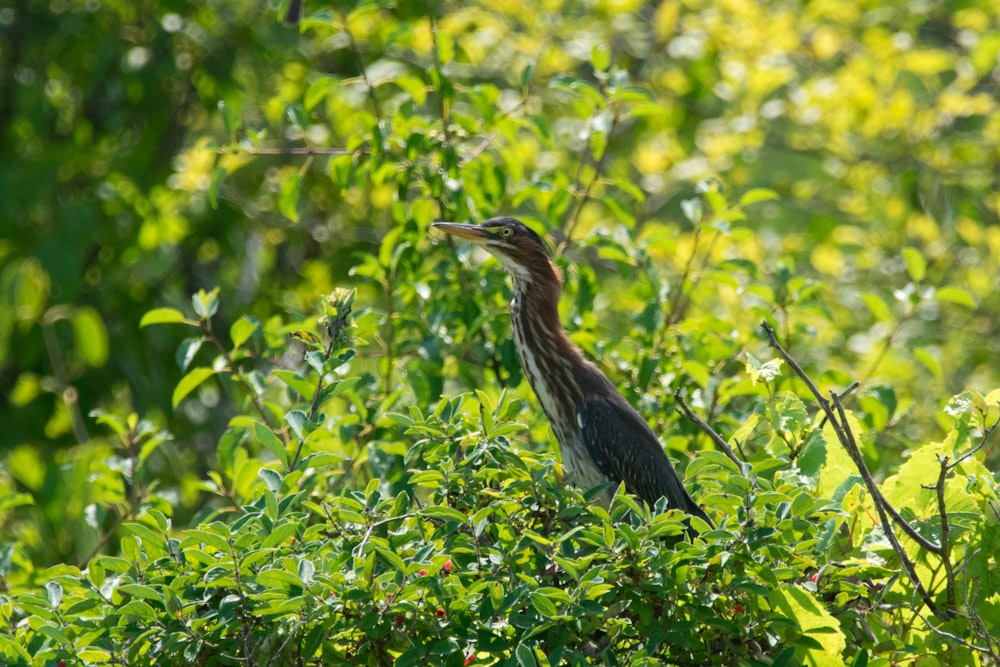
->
[58,663,67,667]
[443,560,453,572]
[419,569,426,576]
[436,608,445,617]
[394,614,405,625]
[386,593,393,600]
[733,604,744,613]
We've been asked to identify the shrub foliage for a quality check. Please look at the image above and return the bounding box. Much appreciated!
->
[1,1,999,665]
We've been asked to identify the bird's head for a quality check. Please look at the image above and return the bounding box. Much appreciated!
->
[432,217,558,288]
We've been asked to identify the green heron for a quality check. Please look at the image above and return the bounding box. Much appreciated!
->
[433,217,711,529]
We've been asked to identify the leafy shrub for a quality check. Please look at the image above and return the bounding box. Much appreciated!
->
[2,1,1000,665]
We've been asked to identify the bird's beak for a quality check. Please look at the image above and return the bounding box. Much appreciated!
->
[431,222,488,243]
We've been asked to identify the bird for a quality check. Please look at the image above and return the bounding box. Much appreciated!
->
[432,217,711,530]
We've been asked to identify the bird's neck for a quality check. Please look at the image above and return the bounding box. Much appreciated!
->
[509,274,587,433]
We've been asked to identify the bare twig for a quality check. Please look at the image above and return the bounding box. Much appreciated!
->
[335,8,382,122]
[203,317,287,445]
[829,392,949,620]
[41,308,90,444]
[424,0,451,149]
[673,389,752,479]
[762,322,940,551]
[352,513,417,557]
[913,608,996,657]
[952,412,1000,469]
[561,107,622,249]
[933,455,956,609]
[219,146,354,156]
[762,320,954,621]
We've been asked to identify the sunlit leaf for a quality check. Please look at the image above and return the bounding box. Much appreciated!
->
[279,171,301,222]
[901,247,926,282]
[172,367,217,407]
[255,421,288,468]
[140,308,187,327]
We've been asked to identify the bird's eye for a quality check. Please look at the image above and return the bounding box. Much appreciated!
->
[500,227,513,238]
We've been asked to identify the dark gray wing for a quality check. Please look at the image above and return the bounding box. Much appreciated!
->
[578,395,711,525]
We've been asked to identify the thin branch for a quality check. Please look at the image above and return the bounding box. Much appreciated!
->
[352,513,417,558]
[203,317,288,446]
[335,8,382,122]
[424,0,451,148]
[41,308,90,444]
[561,107,622,249]
[762,322,940,552]
[218,146,353,156]
[912,608,995,658]
[829,392,948,620]
[951,412,1000,469]
[762,321,954,621]
[933,455,956,609]
[673,389,752,479]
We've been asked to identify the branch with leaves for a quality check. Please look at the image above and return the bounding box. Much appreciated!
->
[761,320,957,620]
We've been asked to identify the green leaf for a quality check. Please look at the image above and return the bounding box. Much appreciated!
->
[744,352,783,385]
[119,584,162,603]
[176,336,205,371]
[529,590,559,618]
[218,100,240,137]
[860,292,892,323]
[279,171,302,222]
[230,315,259,349]
[934,286,976,309]
[591,44,610,71]
[912,347,943,383]
[140,308,187,327]
[515,642,538,667]
[255,421,289,468]
[395,76,427,105]
[274,369,319,399]
[184,527,231,552]
[285,103,307,128]
[209,165,226,209]
[681,198,703,224]
[520,62,535,89]
[304,76,339,112]
[329,154,353,189]
[738,188,779,207]
[192,288,220,319]
[901,246,926,282]
[0,635,33,663]
[72,306,109,366]
[172,367,217,407]
[118,599,158,620]
[44,580,63,608]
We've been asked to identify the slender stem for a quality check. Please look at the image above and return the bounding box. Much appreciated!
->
[764,321,941,552]
[561,107,622,249]
[830,392,947,619]
[336,8,382,122]
[219,146,353,156]
[849,308,912,406]
[202,317,288,445]
[952,413,1000,468]
[933,455,956,608]
[41,309,90,444]
[673,389,751,477]
[762,320,954,621]
[424,1,451,149]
